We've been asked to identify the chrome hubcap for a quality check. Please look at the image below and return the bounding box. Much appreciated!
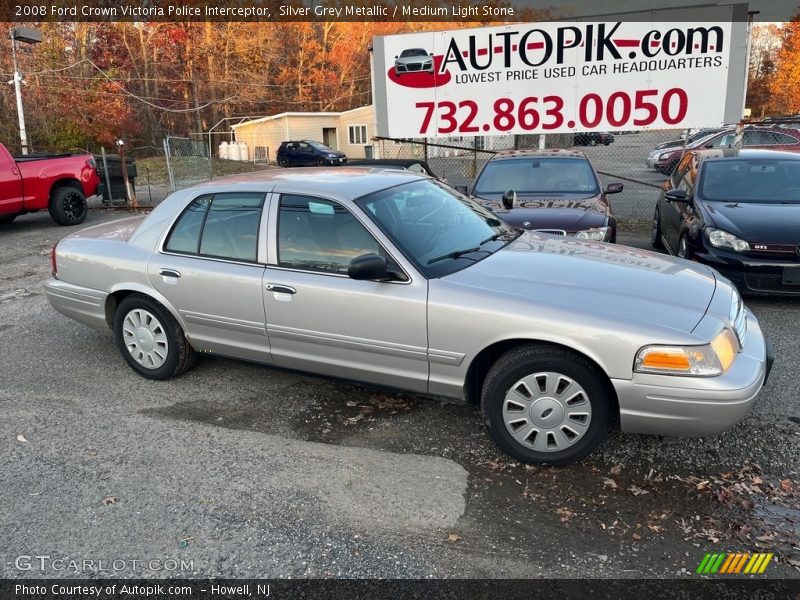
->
[122,309,168,369]
[503,371,592,453]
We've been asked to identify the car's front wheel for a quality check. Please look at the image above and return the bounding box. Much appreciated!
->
[114,294,196,380]
[482,344,612,465]
[651,205,664,249]
[278,157,289,167]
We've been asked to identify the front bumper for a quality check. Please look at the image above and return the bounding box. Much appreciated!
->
[44,278,109,331]
[695,248,800,296]
[613,308,769,437]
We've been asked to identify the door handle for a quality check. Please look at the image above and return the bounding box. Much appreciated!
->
[266,283,296,294]
[159,268,181,278]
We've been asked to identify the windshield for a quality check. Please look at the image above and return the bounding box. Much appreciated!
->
[400,49,428,57]
[473,158,600,195]
[356,179,518,277]
[309,141,334,152]
[701,159,800,202]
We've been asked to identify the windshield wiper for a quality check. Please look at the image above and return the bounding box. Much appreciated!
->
[480,229,521,245]
[427,247,482,264]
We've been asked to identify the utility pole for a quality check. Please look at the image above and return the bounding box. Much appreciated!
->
[8,27,42,155]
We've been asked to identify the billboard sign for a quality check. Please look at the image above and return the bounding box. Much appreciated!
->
[372,5,749,138]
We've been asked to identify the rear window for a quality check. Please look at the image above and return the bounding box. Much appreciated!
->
[700,160,800,202]
[165,193,265,261]
[473,158,600,195]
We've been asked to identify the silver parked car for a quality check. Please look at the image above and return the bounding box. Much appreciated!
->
[45,169,772,465]
[394,48,434,75]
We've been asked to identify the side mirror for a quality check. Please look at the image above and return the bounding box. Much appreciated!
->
[502,189,516,210]
[664,189,689,203]
[454,184,468,194]
[348,253,400,281]
[605,182,624,194]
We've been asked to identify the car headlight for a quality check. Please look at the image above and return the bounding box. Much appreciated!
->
[705,227,750,252]
[635,329,739,376]
[658,152,674,161]
[327,153,338,158]
[574,226,610,241]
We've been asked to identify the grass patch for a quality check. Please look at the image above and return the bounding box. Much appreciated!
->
[132,156,273,187]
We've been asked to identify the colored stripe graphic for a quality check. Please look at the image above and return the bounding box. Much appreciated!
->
[697,552,773,574]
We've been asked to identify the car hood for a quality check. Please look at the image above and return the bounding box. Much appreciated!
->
[476,193,608,231]
[443,232,717,333]
[702,200,800,243]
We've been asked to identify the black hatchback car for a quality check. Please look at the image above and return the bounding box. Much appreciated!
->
[652,148,800,295]
[277,140,347,167]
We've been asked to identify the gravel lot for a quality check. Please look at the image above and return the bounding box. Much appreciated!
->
[1,211,798,579]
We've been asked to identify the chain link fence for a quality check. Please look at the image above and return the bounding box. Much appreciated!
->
[375,121,800,222]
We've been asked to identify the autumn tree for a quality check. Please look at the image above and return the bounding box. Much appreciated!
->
[768,19,800,116]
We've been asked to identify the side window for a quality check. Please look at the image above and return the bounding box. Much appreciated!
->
[165,196,211,254]
[670,155,692,188]
[199,193,264,262]
[278,195,381,274]
[164,193,264,262]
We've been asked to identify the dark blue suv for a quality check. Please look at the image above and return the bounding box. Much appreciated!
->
[277,140,347,167]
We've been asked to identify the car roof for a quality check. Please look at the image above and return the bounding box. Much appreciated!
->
[693,148,800,161]
[489,149,587,161]
[179,167,425,200]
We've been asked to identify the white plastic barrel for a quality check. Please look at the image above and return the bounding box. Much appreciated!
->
[238,141,249,162]
[218,141,229,159]
[228,141,241,161]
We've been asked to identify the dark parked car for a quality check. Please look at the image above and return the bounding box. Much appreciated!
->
[652,148,800,295]
[464,149,623,242]
[277,140,347,167]
[573,132,614,146]
[345,159,438,179]
[651,126,800,175]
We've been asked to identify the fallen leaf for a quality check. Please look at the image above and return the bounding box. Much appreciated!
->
[603,478,618,490]
[632,533,642,540]
[695,480,711,491]
[102,496,117,506]
[780,478,793,493]
[16,434,28,443]
[610,464,623,476]
[647,524,665,534]
[752,476,764,485]
[447,533,462,542]
[628,485,649,496]
[756,532,776,542]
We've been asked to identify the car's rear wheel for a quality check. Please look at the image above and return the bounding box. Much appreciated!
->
[482,344,611,465]
[589,138,598,147]
[651,206,664,249]
[49,186,87,226]
[114,294,196,380]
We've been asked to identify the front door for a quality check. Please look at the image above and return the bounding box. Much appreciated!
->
[263,193,429,392]
[148,192,271,363]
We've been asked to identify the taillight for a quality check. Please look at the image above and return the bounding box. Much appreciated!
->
[50,243,58,277]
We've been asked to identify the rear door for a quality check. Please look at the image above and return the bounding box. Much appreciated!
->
[148,191,271,363]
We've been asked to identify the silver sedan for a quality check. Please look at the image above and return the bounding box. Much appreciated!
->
[45,168,772,464]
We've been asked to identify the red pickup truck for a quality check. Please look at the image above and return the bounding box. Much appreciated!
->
[0,141,100,226]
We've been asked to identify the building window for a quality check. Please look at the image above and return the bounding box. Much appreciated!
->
[349,125,368,145]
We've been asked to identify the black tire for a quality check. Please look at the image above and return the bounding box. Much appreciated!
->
[48,186,87,226]
[114,294,196,380]
[278,157,289,168]
[677,233,691,259]
[589,138,598,147]
[0,214,17,225]
[316,158,326,166]
[651,205,664,249]
[481,344,612,465]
